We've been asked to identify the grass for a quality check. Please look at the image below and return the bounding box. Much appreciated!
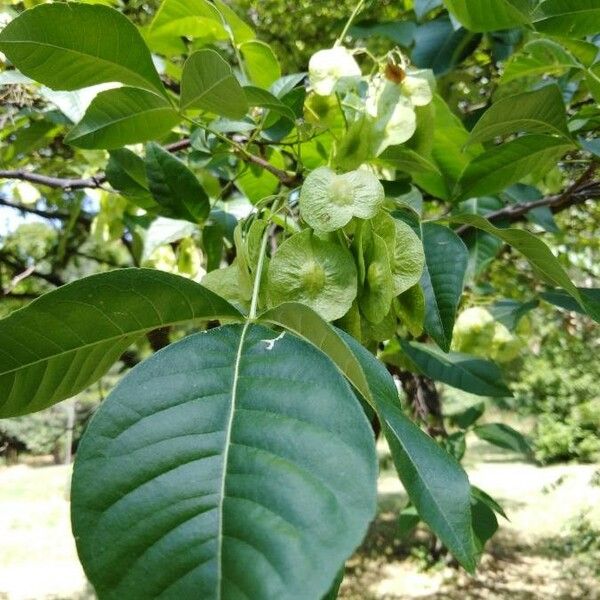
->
[1,446,599,600]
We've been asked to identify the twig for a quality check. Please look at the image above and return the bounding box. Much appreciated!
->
[455,165,599,235]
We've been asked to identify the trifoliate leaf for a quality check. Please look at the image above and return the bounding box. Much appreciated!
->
[392,218,425,296]
[299,167,385,232]
[308,46,361,96]
[359,229,395,324]
[267,229,358,321]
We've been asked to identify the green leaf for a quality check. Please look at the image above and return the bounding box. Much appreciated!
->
[180,49,249,119]
[64,88,179,149]
[259,302,373,404]
[240,40,281,88]
[142,218,198,262]
[412,96,482,200]
[449,214,583,306]
[378,146,441,175]
[400,341,512,397]
[468,86,570,145]
[473,423,532,454]
[145,0,228,55]
[534,0,600,37]
[145,143,211,224]
[420,223,469,352]
[502,39,581,83]
[71,323,377,599]
[412,18,480,76]
[0,269,242,417]
[449,402,485,429]
[0,3,164,95]
[243,86,296,120]
[213,0,256,44]
[470,493,498,557]
[488,298,539,331]
[456,135,574,200]
[443,0,532,31]
[260,303,476,571]
[586,64,600,104]
[106,148,151,201]
[540,287,600,323]
[350,20,416,46]
[337,330,476,573]
[398,504,421,537]
[267,230,358,322]
[471,486,508,520]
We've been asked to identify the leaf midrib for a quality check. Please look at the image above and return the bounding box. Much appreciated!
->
[215,321,250,600]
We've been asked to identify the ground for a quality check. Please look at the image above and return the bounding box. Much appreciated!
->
[0,442,599,600]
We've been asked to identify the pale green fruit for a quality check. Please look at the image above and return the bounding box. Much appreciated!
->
[490,322,522,363]
[392,218,425,296]
[359,230,395,324]
[176,237,203,279]
[201,262,249,311]
[308,46,361,96]
[267,229,358,321]
[396,284,425,337]
[452,307,496,356]
[299,167,385,232]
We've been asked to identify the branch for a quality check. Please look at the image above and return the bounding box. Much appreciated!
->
[0,252,64,287]
[0,195,91,225]
[456,164,599,235]
[0,136,302,191]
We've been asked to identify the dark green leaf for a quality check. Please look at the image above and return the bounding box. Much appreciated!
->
[412,18,480,76]
[488,298,538,331]
[534,0,600,37]
[468,86,570,145]
[106,148,151,200]
[145,143,210,224]
[0,3,164,94]
[350,20,416,46]
[338,330,476,573]
[401,341,512,397]
[65,88,179,149]
[502,39,581,83]
[449,214,583,307]
[420,223,469,352]
[259,302,372,404]
[471,494,498,557]
[456,135,574,200]
[443,0,532,31]
[71,323,377,599]
[180,49,249,119]
[540,288,600,323]
[450,402,485,429]
[471,486,508,520]
[0,269,242,417]
[473,423,532,454]
[398,505,421,537]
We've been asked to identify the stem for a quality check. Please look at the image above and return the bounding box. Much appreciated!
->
[248,223,271,321]
[335,0,367,46]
